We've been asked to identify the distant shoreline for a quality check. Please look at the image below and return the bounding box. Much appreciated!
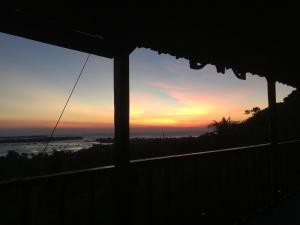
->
[0,135,83,143]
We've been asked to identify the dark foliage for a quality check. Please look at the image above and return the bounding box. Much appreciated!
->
[0,89,299,181]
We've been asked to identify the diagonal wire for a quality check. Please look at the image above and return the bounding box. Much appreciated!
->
[42,54,91,153]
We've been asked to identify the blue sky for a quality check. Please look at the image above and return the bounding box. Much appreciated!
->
[0,32,295,136]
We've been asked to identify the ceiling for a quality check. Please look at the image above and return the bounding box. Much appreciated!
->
[1,4,299,87]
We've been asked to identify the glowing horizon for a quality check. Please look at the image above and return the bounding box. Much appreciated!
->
[0,32,295,135]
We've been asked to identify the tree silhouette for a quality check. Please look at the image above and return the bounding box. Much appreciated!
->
[245,107,261,116]
[208,117,238,135]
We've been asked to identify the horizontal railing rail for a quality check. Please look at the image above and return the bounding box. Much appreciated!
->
[0,142,273,186]
[2,140,300,185]
[0,165,115,186]
[0,140,300,225]
[131,142,272,164]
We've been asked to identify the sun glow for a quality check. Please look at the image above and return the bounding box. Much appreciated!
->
[2,34,295,135]
[131,118,178,126]
[168,107,209,116]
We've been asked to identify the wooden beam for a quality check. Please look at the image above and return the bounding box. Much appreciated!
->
[267,78,278,145]
[267,78,282,199]
[113,50,131,225]
[114,52,130,169]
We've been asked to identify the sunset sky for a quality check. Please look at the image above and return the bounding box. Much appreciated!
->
[0,32,295,136]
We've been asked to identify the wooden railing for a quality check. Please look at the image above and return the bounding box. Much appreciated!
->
[0,140,300,225]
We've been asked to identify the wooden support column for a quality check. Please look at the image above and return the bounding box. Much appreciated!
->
[267,78,278,145]
[267,77,281,198]
[113,50,131,225]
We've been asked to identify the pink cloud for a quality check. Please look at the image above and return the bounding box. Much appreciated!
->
[0,119,113,129]
[149,81,188,92]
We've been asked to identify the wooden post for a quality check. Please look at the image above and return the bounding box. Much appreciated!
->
[113,50,131,225]
[267,78,278,145]
[267,77,280,199]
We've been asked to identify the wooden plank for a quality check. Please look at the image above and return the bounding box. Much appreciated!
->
[267,78,278,145]
[113,50,131,225]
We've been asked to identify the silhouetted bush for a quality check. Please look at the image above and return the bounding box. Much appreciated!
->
[0,89,299,181]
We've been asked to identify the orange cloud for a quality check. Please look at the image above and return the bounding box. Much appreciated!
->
[131,117,209,128]
[0,119,56,128]
[129,80,252,127]
[0,119,113,129]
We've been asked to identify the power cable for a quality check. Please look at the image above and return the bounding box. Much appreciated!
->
[42,54,91,153]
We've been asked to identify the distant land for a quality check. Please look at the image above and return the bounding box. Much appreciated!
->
[0,126,209,138]
[0,135,82,143]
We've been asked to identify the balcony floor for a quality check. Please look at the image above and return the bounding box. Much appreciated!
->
[244,193,300,225]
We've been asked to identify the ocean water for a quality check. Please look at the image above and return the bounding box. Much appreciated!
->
[0,129,204,156]
[0,137,102,156]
